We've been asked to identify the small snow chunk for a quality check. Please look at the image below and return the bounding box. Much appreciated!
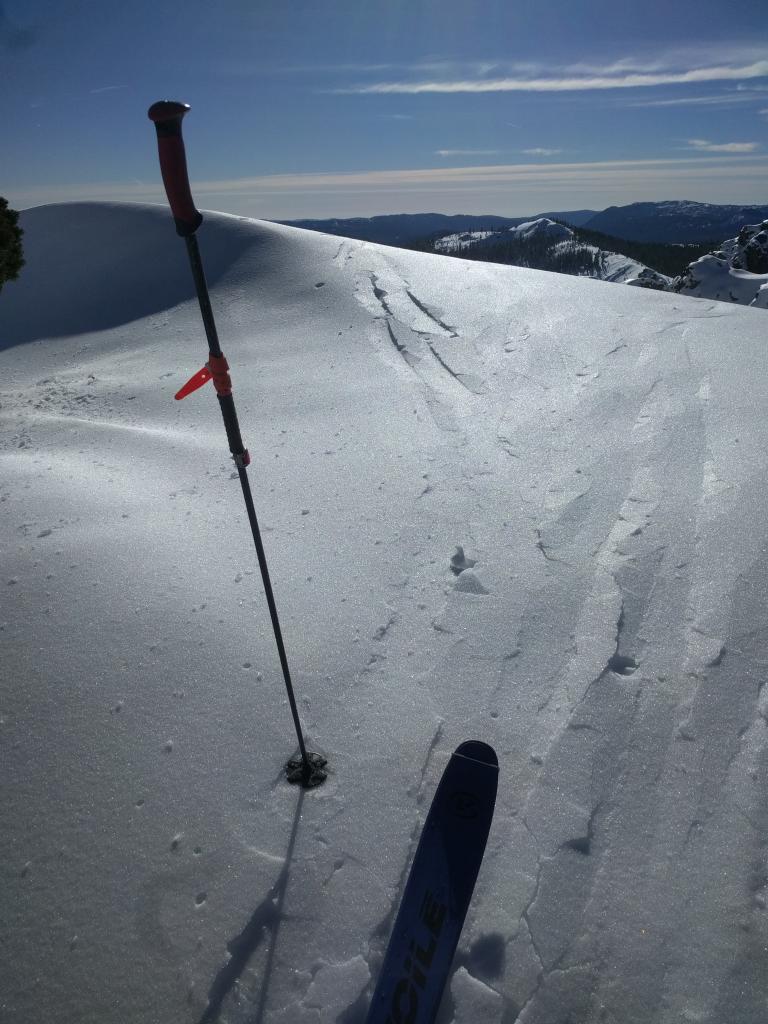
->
[454,570,489,595]
[449,966,504,1023]
[706,644,726,667]
[170,833,183,852]
[450,545,476,575]
[194,892,207,906]
[163,739,174,753]
[37,529,52,538]
[304,957,370,1023]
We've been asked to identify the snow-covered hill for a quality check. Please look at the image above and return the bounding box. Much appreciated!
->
[2,203,768,1024]
[672,221,768,308]
[435,218,572,252]
[434,217,660,284]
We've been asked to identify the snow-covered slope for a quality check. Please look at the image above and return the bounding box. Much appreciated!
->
[553,240,652,284]
[434,217,572,252]
[434,228,500,251]
[434,218,664,285]
[510,218,573,242]
[2,203,768,1024]
[673,221,768,308]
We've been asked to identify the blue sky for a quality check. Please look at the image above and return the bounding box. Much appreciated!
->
[3,0,768,218]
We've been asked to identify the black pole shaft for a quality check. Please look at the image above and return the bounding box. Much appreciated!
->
[236,464,310,770]
[185,235,222,356]
[183,235,312,778]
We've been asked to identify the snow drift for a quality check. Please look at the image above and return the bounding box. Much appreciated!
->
[2,203,768,1024]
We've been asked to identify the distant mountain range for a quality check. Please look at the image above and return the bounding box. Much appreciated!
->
[585,201,768,243]
[278,210,594,246]
[280,200,768,246]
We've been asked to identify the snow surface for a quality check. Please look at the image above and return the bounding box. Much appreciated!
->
[2,202,768,1024]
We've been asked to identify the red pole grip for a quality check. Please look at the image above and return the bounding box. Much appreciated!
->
[147,100,203,236]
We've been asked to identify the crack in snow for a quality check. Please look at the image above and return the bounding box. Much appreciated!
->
[404,288,458,338]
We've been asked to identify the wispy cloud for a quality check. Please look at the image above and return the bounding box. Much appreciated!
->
[522,148,562,156]
[12,155,768,209]
[436,149,501,157]
[625,92,768,108]
[90,85,128,95]
[686,138,760,153]
[340,58,768,94]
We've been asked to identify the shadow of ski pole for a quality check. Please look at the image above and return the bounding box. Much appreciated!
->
[198,787,306,1024]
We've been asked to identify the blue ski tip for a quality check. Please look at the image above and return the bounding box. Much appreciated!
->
[454,740,498,768]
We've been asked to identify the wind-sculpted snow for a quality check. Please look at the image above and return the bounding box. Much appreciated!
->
[1,203,767,1024]
[0,203,257,350]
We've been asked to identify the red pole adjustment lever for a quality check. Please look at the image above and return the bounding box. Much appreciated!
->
[175,366,212,400]
[175,354,234,400]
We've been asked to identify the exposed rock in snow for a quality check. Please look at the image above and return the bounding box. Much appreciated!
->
[673,221,768,307]
[625,267,673,291]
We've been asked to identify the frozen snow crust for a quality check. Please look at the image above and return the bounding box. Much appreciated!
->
[2,203,768,1023]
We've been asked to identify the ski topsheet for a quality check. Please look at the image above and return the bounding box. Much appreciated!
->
[366,740,499,1024]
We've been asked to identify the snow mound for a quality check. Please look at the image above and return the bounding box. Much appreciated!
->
[3,203,768,1024]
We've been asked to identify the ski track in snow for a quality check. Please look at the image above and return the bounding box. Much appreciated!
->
[2,204,768,1024]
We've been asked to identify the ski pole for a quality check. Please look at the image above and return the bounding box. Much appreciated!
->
[147,100,326,788]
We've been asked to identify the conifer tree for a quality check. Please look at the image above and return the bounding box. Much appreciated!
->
[0,198,24,292]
